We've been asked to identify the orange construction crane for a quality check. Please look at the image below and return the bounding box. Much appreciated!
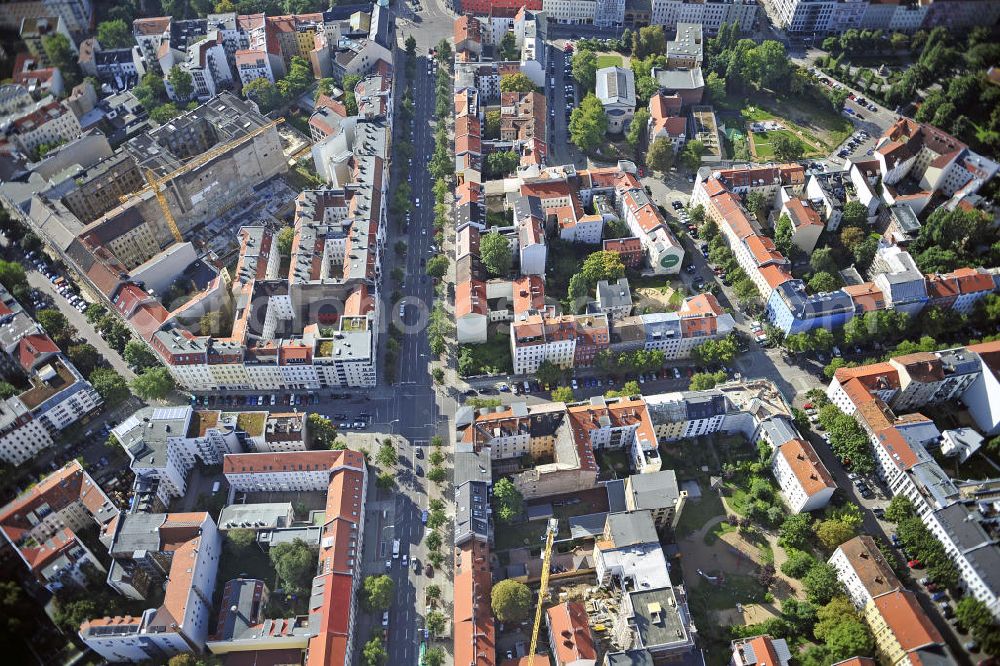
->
[120,117,285,243]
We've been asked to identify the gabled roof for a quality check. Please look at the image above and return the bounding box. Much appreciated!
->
[777,438,835,497]
[871,589,943,653]
[547,602,596,664]
[17,333,59,372]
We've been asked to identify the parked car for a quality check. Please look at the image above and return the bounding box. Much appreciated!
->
[907,559,922,568]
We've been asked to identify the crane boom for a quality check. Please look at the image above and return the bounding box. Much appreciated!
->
[119,118,285,243]
[144,168,183,244]
[527,518,559,666]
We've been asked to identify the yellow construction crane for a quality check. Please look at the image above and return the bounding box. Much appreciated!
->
[527,518,560,666]
[120,118,285,243]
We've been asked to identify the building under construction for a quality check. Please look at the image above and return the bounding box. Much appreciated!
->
[121,92,287,244]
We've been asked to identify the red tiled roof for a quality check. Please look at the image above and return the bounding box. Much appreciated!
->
[17,333,59,372]
[547,602,596,664]
[760,264,792,289]
[871,589,943,652]
[453,539,495,666]
[778,438,835,497]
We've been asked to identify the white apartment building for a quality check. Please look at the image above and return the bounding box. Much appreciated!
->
[0,400,54,466]
[235,48,276,87]
[7,100,81,156]
[0,0,93,33]
[542,0,596,24]
[829,535,902,609]
[875,118,998,216]
[650,0,757,33]
[114,406,244,508]
[79,518,222,660]
[770,438,836,513]
[0,461,118,591]
[595,0,625,27]
[166,37,234,101]
[510,309,578,375]
[223,449,363,493]
[769,0,867,35]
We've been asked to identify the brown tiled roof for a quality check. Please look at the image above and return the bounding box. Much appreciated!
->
[547,602,596,664]
[453,539,495,666]
[836,535,901,597]
[892,352,944,383]
[872,589,943,652]
[778,438,835,497]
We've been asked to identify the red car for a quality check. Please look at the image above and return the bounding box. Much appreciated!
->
[907,559,922,568]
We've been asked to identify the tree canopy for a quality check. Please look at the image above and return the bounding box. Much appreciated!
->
[491,579,532,622]
[492,477,524,523]
[481,231,513,277]
[571,50,598,90]
[130,367,176,401]
[569,94,608,152]
[363,574,394,611]
[168,66,194,102]
[646,138,675,173]
[499,72,536,93]
[97,19,133,48]
[269,538,315,594]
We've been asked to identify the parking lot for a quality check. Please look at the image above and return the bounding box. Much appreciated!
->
[834,126,875,162]
[25,250,91,314]
[190,391,376,431]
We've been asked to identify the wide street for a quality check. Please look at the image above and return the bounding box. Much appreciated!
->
[359,1,457,664]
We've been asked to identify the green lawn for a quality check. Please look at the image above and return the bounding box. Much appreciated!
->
[703,520,737,545]
[597,450,631,476]
[676,490,725,538]
[494,520,548,551]
[726,483,750,516]
[595,53,626,69]
[700,572,768,610]
[741,95,852,154]
[750,128,818,160]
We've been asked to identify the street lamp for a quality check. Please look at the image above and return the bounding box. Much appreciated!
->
[389,418,400,435]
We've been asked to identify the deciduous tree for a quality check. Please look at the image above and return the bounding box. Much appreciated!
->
[492,478,524,523]
[803,562,842,605]
[569,94,608,152]
[646,138,675,173]
[571,50,598,89]
[491,579,532,622]
[499,72,535,93]
[363,575,394,611]
[626,107,649,148]
[480,231,513,277]
[270,539,315,594]
[243,77,282,113]
[97,19,132,48]
[130,367,175,400]
[168,66,194,101]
